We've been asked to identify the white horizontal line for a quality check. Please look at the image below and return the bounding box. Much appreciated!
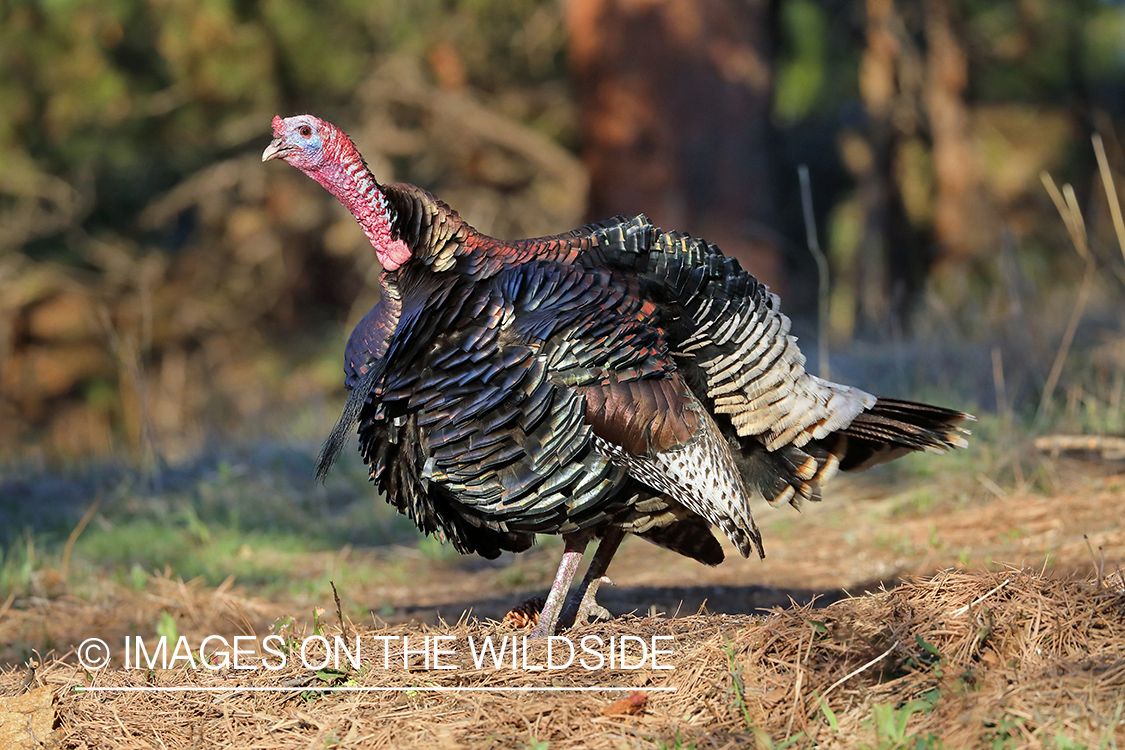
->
[75,686,673,693]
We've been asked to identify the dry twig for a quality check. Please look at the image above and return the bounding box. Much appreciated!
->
[1038,171,1096,423]
[798,165,831,381]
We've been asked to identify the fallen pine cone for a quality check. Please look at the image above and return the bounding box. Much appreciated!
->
[602,690,647,716]
[502,596,546,629]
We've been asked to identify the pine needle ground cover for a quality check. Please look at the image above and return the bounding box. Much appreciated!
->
[1,569,1123,749]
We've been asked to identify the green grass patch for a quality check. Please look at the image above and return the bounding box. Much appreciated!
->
[0,444,444,599]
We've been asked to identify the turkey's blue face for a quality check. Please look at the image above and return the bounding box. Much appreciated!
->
[262,114,330,171]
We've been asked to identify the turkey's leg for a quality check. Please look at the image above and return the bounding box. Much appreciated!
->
[561,526,625,628]
[528,530,592,638]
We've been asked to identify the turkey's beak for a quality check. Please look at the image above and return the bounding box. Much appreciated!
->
[261,139,290,163]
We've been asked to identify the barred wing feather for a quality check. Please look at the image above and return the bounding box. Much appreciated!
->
[574,215,882,451]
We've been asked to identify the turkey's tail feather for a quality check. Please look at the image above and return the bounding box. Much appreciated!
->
[733,397,971,513]
[737,440,840,511]
[837,397,972,472]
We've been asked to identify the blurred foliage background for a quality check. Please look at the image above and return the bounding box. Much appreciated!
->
[2,0,1125,463]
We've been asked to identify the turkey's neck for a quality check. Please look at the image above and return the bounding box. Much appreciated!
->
[312,157,411,271]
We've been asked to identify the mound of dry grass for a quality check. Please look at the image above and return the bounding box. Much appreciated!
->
[690,568,1125,748]
[2,568,1123,749]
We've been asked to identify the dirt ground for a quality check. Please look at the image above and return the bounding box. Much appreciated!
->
[353,461,1125,627]
[1,457,1124,748]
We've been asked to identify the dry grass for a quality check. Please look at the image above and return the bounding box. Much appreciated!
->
[2,568,1123,749]
[3,447,1124,748]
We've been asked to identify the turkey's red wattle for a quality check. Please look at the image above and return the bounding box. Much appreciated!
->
[339,180,410,271]
[305,124,410,271]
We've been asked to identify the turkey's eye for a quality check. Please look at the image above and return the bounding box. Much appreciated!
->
[298,125,313,138]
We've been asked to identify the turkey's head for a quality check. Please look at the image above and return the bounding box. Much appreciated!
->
[262,114,342,171]
[263,114,412,272]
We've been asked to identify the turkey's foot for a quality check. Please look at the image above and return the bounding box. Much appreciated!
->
[559,527,625,628]
[563,575,615,627]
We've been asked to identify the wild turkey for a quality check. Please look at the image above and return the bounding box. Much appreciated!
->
[263,114,971,636]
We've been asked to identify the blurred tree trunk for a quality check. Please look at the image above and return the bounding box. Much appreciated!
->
[566,0,783,290]
[854,0,990,331]
[925,0,989,273]
[854,0,919,333]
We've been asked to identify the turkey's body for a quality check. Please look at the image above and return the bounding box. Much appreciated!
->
[325,183,967,573]
[264,114,970,637]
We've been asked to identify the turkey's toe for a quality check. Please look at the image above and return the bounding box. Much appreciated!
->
[571,575,615,627]
[574,602,612,626]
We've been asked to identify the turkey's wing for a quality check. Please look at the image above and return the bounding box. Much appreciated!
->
[571,215,877,451]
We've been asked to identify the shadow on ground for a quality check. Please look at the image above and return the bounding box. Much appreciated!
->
[387,580,888,625]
